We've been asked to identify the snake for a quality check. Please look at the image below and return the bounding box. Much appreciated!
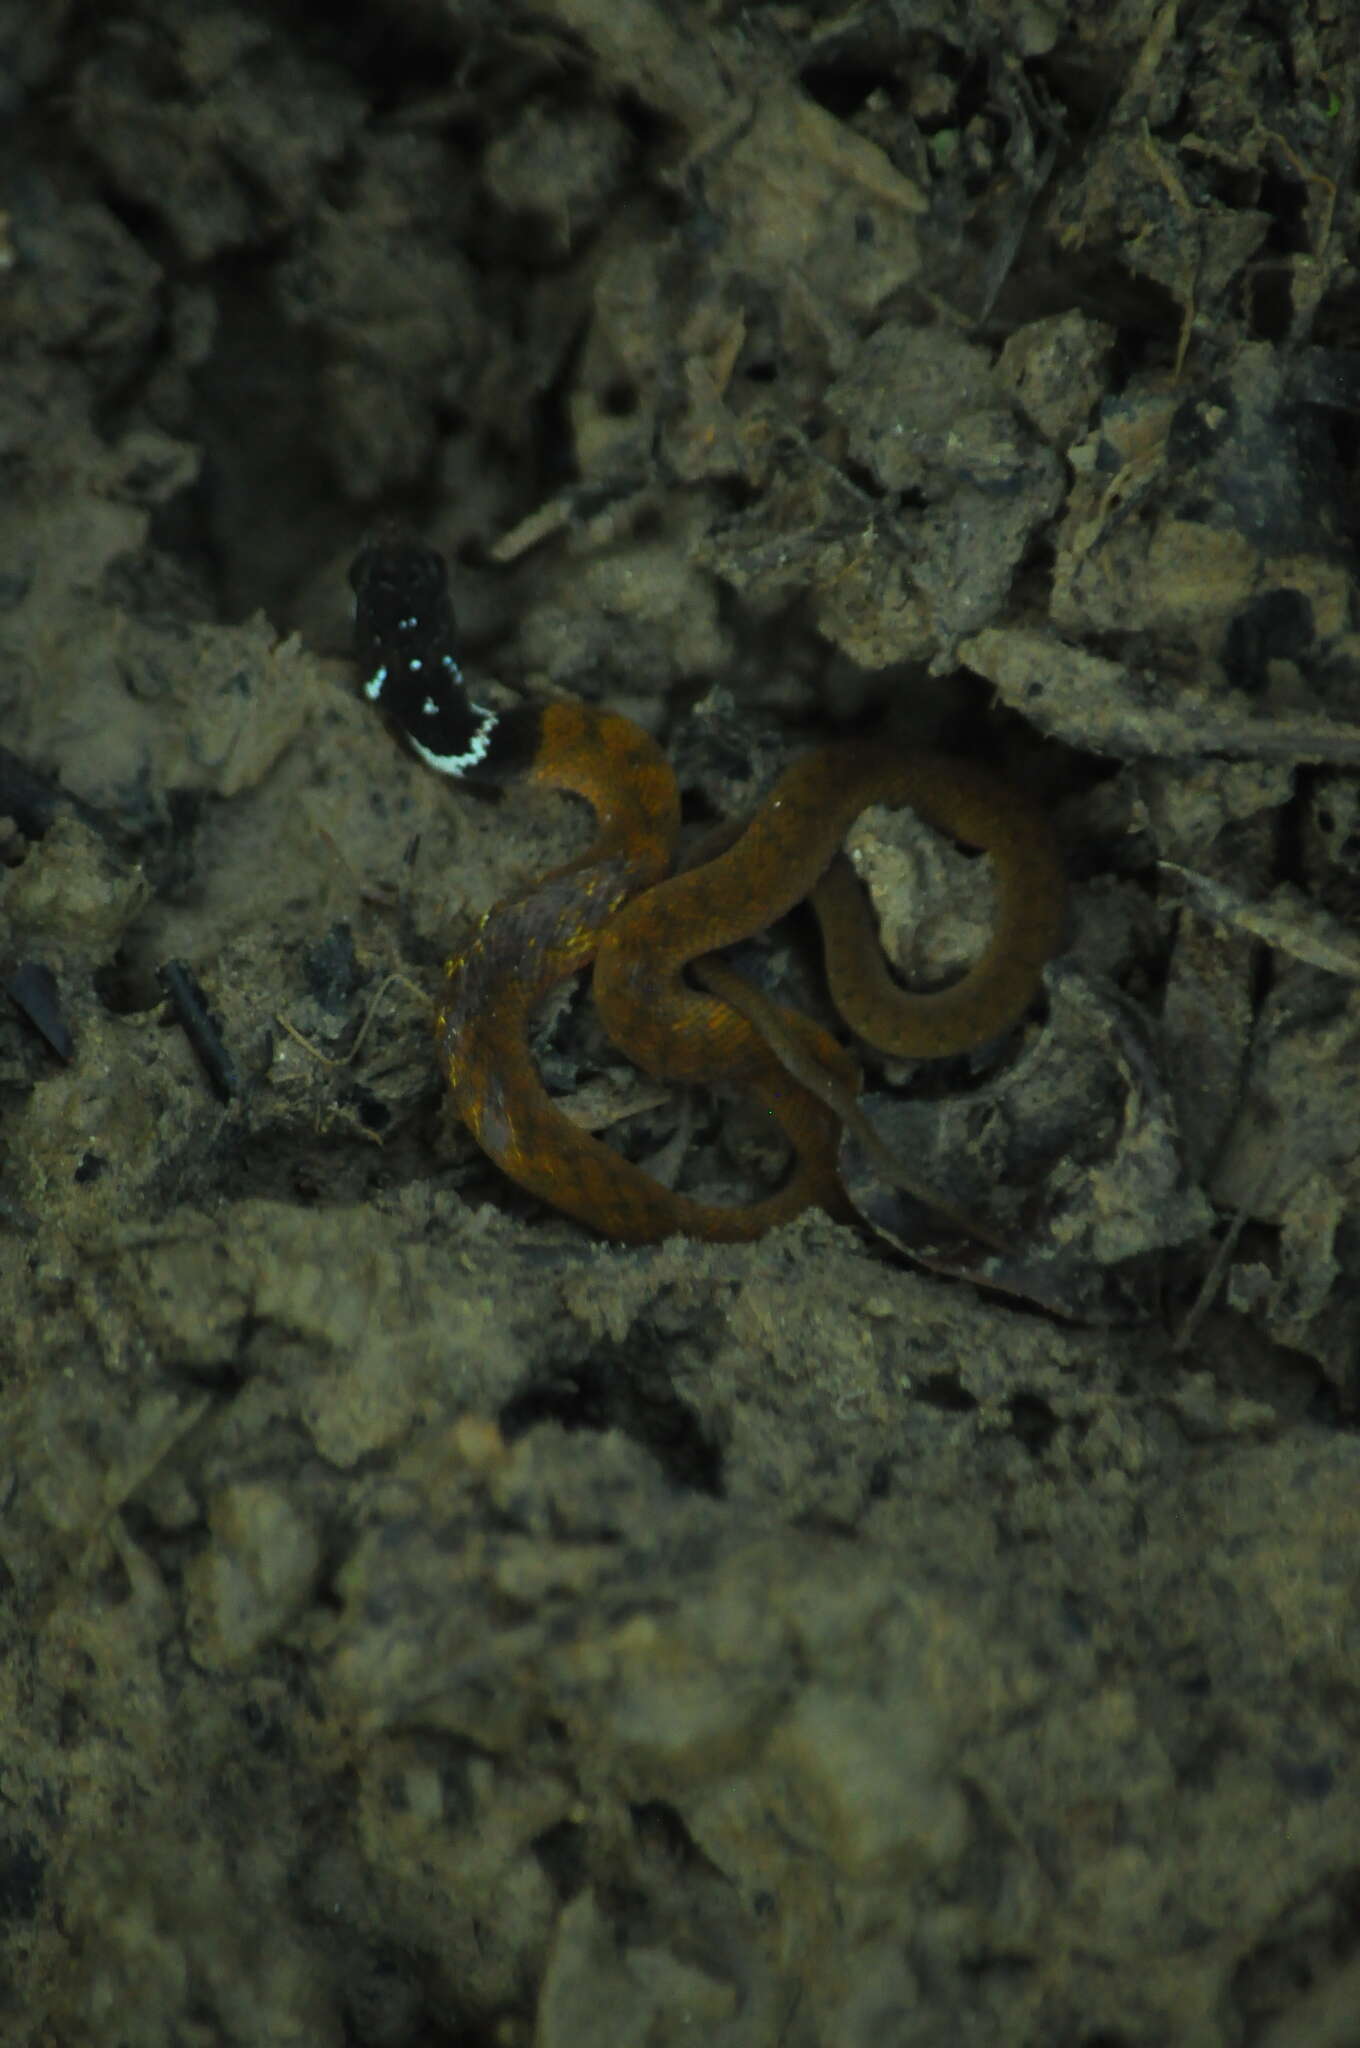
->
[351,540,1064,1243]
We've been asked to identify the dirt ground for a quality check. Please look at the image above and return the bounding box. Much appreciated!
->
[2,1,1360,2043]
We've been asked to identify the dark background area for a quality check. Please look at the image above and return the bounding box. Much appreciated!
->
[1,2,1359,2043]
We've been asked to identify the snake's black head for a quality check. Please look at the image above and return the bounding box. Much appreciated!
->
[350,540,499,778]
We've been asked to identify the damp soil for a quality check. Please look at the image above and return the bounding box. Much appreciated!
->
[2,3,1360,2044]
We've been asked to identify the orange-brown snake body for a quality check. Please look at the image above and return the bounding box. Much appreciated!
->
[352,543,1065,1242]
